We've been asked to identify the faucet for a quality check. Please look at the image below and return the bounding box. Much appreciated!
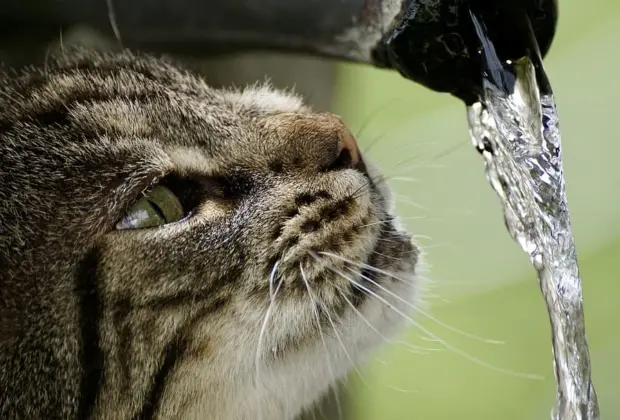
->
[1,0,557,103]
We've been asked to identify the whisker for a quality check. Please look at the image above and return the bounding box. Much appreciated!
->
[321,246,424,286]
[321,262,433,342]
[423,293,452,305]
[368,249,402,261]
[367,172,388,186]
[106,0,122,44]
[386,162,447,178]
[320,252,503,345]
[359,216,427,229]
[360,125,401,156]
[369,236,404,246]
[311,252,436,342]
[355,97,407,148]
[386,385,419,394]
[59,28,64,52]
[393,193,430,212]
[358,233,411,246]
[347,265,505,346]
[386,176,421,184]
[268,260,281,301]
[347,180,371,201]
[328,280,426,395]
[386,154,424,173]
[314,287,372,391]
[417,242,452,250]
[323,260,543,380]
[254,259,283,385]
[398,161,448,171]
[428,140,467,163]
[318,264,443,356]
[384,144,455,174]
[299,263,343,420]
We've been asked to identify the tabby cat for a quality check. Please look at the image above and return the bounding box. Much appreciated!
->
[0,50,420,419]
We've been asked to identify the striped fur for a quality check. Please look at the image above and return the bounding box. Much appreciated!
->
[0,49,420,419]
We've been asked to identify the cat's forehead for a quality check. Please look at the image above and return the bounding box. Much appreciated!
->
[221,84,308,116]
[0,49,309,124]
[0,50,330,176]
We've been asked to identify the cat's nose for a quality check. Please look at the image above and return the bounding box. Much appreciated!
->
[325,121,363,172]
[259,112,365,173]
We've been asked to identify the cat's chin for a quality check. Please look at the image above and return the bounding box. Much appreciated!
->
[243,235,419,420]
[236,264,419,420]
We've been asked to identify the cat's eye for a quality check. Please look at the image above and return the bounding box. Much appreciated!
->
[116,185,185,230]
[114,172,250,230]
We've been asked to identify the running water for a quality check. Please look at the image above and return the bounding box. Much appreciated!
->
[466,12,600,420]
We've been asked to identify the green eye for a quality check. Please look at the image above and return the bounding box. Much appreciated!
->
[116,185,185,230]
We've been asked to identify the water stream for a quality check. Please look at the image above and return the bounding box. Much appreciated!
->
[466,11,600,420]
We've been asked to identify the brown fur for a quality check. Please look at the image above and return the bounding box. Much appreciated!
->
[0,49,420,419]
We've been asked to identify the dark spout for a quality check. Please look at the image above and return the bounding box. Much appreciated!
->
[373,0,559,104]
[0,0,557,103]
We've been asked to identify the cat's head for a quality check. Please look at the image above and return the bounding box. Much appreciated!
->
[0,50,420,419]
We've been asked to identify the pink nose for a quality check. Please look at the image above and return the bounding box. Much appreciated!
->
[258,112,364,172]
[334,123,361,170]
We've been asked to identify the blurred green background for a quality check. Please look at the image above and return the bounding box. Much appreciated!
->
[332,0,620,418]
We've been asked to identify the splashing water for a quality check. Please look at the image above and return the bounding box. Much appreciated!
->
[466,13,600,420]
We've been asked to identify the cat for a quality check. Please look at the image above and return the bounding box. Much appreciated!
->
[0,49,420,419]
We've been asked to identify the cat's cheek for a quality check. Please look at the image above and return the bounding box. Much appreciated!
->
[347,268,420,359]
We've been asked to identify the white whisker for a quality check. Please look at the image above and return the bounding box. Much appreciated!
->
[386,155,423,173]
[386,385,419,394]
[387,162,447,178]
[356,233,408,246]
[424,293,452,305]
[387,176,421,184]
[318,262,443,356]
[314,287,372,391]
[323,263,435,344]
[361,127,401,156]
[106,0,122,44]
[299,263,343,420]
[349,182,372,200]
[393,193,430,212]
[427,141,466,163]
[318,253,542,380]
[254,259,283,386]
[417,242,452,250]
[321,251,503,345]
[355,97,407,150]
[268,260,281,301]
[344,268,541,379]
[359,216,426,230]
[369,249,402,262]
[349,266,505,344]
[385,150,445,173]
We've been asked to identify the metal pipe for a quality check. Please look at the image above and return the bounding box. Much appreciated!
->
[1,0,557,102]
[0,0,402,62]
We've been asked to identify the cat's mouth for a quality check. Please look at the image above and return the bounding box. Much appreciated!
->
[262,213,417,357]
[336,219,416,307]
[271,210,414,303]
